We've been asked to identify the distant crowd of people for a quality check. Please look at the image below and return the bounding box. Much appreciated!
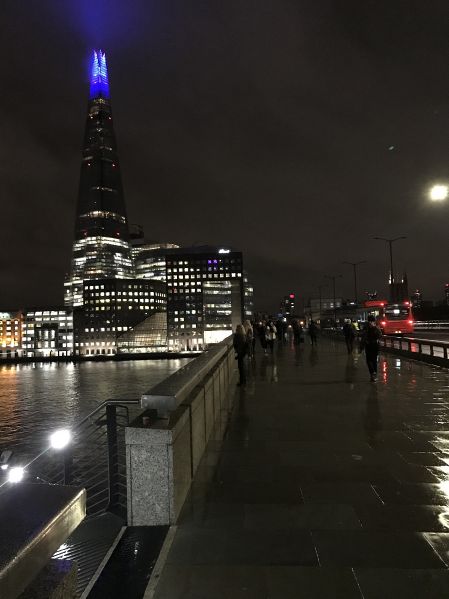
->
[233,315,383,386]
[232,317,322,386]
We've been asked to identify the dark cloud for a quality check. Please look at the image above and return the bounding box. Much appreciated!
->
[1,0,449,311]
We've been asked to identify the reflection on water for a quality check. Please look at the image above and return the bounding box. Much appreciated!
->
[0,359,190,459]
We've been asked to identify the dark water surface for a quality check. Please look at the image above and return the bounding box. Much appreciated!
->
[0,358,190,459]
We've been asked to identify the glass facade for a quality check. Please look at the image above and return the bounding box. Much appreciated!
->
[132,242,180,282]
[65,51,133,307]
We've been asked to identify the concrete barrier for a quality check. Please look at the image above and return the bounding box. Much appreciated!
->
[125,336,237,525]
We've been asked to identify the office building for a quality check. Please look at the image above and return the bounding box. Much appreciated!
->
[22,309,73,358]
[411,289,422,309]
[132,241,180,281]
[280,293,295,317]
[243,273,254,319]
[0,311,22,358]
[74,278,166,356]
[65,50,134,307]
[165,246,244,350]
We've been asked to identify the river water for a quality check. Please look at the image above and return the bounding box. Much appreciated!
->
[0,358,190,461]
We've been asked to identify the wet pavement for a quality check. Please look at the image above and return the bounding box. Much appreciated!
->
[152,338,449,598]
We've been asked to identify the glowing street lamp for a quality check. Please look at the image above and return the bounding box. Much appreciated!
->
[49,429,72,450]
[429,184,448,201]
[8,466,24,483]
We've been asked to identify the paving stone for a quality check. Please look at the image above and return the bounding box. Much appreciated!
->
[152,341,449,598]
[354,568,449,599]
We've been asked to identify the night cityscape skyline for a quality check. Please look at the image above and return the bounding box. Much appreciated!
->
[2,1,449,312]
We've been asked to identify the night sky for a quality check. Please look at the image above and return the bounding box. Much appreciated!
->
[2,0,449,312]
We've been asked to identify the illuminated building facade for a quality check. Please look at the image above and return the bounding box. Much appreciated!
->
[280,293,296,317]
[132,241,180,281]
[243,273,254,319]
[65,50,133,307]
[22,309,73,357]
[165,246,245,350]
[445,284,449,307]
[74,278,166,356]
[0,312,23,358]
[411,289,422,309]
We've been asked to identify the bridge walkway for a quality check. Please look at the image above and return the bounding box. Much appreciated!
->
[152,338,449,598]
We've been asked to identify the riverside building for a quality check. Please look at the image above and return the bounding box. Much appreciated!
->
[22,309,73,358]
[165,246,245,350]
[64,50,134,307]
[73,278,166,356]
[0,311,23,358]
[133,243,253,349]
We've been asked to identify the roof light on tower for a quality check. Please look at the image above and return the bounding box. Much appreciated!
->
[90,49,109,99]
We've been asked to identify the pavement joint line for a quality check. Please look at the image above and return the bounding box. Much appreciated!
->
[142,525,178,599]
[80,525,126,599]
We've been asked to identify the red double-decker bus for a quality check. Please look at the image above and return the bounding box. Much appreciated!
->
[359,300,414,335]
[380,301,414,335]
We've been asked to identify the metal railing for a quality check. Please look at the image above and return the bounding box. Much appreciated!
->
[25,399,140,519]
[381,335,449,364]
[414,321,449,330]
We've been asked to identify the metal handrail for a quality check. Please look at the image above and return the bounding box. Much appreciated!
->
[73,399,140,429]
[380,335,449,362]
[414,321,449,329]
[13,398,141,521]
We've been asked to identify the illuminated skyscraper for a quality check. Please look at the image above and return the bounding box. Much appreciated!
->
[64,50,134,306]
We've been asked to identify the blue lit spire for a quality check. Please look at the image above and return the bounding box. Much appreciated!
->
[90,49,110,99]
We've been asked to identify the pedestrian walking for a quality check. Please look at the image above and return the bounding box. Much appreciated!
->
[265,321,277,354]
[243,320,254,359]
[342,320,356,354]
[360,315,382,382]
[308,320,318,346]
[233,324,248,386]
[258,320,268,354]
[250,319,257,355]
[292,319,303,345]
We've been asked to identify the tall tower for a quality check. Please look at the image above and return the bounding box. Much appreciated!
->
[65,50,134,306]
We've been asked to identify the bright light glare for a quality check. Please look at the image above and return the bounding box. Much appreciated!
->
[429,185,448,201]
[8,467,24,483]
[1,464,8,471]
[49,429,71,450]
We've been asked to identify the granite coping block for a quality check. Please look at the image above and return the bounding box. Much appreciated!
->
[141,336,232,415]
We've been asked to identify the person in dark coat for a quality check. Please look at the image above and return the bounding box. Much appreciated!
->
[360,315,382,381]
[258,320,268,354]
[308,320,318,346]
[265,321,277,354]
[343,320,356,354]
[292,319,303,345]
[233,324,248,386]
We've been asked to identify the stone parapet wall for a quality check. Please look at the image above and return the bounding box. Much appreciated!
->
[126,343,237,525]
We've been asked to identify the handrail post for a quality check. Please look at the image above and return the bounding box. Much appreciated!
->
[106,404,119,511]
[430,344,434,357]
[63,448,74,485]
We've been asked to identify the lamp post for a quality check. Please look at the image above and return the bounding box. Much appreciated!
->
[342,261,366,305]
[373,236,406,288]
[324,275,342,325]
